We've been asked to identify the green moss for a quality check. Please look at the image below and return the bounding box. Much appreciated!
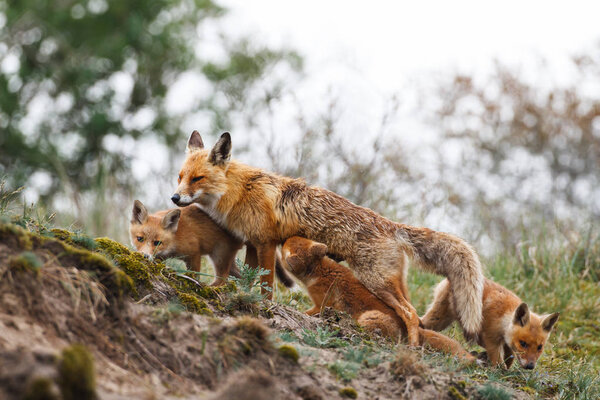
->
[448,386,467,400]
[0,220,33,249]
[49,229,96,250]
[57,344,97,400]
[178,292,213,315]
[9,251,43,274]
[339,386,358,399]
[94,237,133,257]
[278,344,299,363]
[518,386,536,395]
[95,237,162,296]
[23,377,60,400]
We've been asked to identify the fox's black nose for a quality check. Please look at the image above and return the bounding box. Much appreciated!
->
[171,194,181,205]
[524,363,535,370]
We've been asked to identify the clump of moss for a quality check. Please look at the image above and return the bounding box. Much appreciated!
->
[448,386,467,400]
[95,237,162,295]
[178,292,213,315]
[9,251,43,274]
[23,377,60,400]
[57,344,97,400]
[339,386,358,399]
[278,344,299,363]
[50,229,97,250]
[0,220,33,249]
[2,222,132,300]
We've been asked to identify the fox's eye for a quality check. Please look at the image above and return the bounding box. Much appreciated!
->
[537,344,542,351]
[178,174,182,183]
[520,340,528,348]
[153,240,162,246]
[191,176,204,182]
[137,236,144,242]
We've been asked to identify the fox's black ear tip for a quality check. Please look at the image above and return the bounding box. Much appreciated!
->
[221,132,231,139]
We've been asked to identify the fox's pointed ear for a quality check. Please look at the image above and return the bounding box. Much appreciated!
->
[132,200,148,224]
[542,312,559,332]
[162,209,181,232]
[513,303,530,327]
[209,132,231,166]
[310,242,328,260]
[187,130,204,152]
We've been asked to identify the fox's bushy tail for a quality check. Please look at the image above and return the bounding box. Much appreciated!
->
[398,225,483,340]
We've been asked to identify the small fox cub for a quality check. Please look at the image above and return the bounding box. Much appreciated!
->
[130,200,294,287]
[281,236,476,362]
[422,278,559,369]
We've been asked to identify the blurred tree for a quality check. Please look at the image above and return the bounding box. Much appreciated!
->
[429,56,600,247]
[0,0,301,204]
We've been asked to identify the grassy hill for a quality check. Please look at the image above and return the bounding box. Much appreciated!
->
[0,205,598,399]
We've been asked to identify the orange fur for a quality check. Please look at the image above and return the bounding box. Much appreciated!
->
[172,131,484,345]
[130,200,294,287]
[281,236,475,362]
[422,278,559,369]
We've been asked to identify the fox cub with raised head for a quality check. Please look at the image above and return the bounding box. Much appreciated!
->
[422,278,559,369]
[130,200,294,287]
[171,131,484,345]
[281,236,476,362]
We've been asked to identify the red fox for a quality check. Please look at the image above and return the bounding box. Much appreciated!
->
[171,131,484,345]
[421,278,559,369]
[129,200,294,287]
[281,236,475,361]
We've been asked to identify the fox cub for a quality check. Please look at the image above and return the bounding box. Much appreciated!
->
[281,236,475,362]
[130,200,294,287]
[422,278,559,369]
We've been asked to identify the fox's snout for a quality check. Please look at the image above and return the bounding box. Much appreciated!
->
[171,193,181,205]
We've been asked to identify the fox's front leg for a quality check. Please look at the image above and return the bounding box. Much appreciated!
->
[256,242,277,300]
[503,343,515,369]
[485,343,504,367]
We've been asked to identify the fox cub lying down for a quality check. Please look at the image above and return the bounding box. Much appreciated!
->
[422,278,559,369]
[130,200,294,287]
[281,236,475,362]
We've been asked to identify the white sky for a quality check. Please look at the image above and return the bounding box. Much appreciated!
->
[221,0,600,90]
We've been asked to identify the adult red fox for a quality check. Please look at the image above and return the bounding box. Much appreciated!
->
[281,236,475,362]
[130,200,294,287]
[422,278,559,369]
[171,131,484,344]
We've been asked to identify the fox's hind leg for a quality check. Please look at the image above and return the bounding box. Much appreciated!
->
[357,270,421,345]
[357,310,401,339]
[418,328,475,362]
[421,279,457,332]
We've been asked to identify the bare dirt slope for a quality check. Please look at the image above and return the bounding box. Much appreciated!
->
[0,219,523,399]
